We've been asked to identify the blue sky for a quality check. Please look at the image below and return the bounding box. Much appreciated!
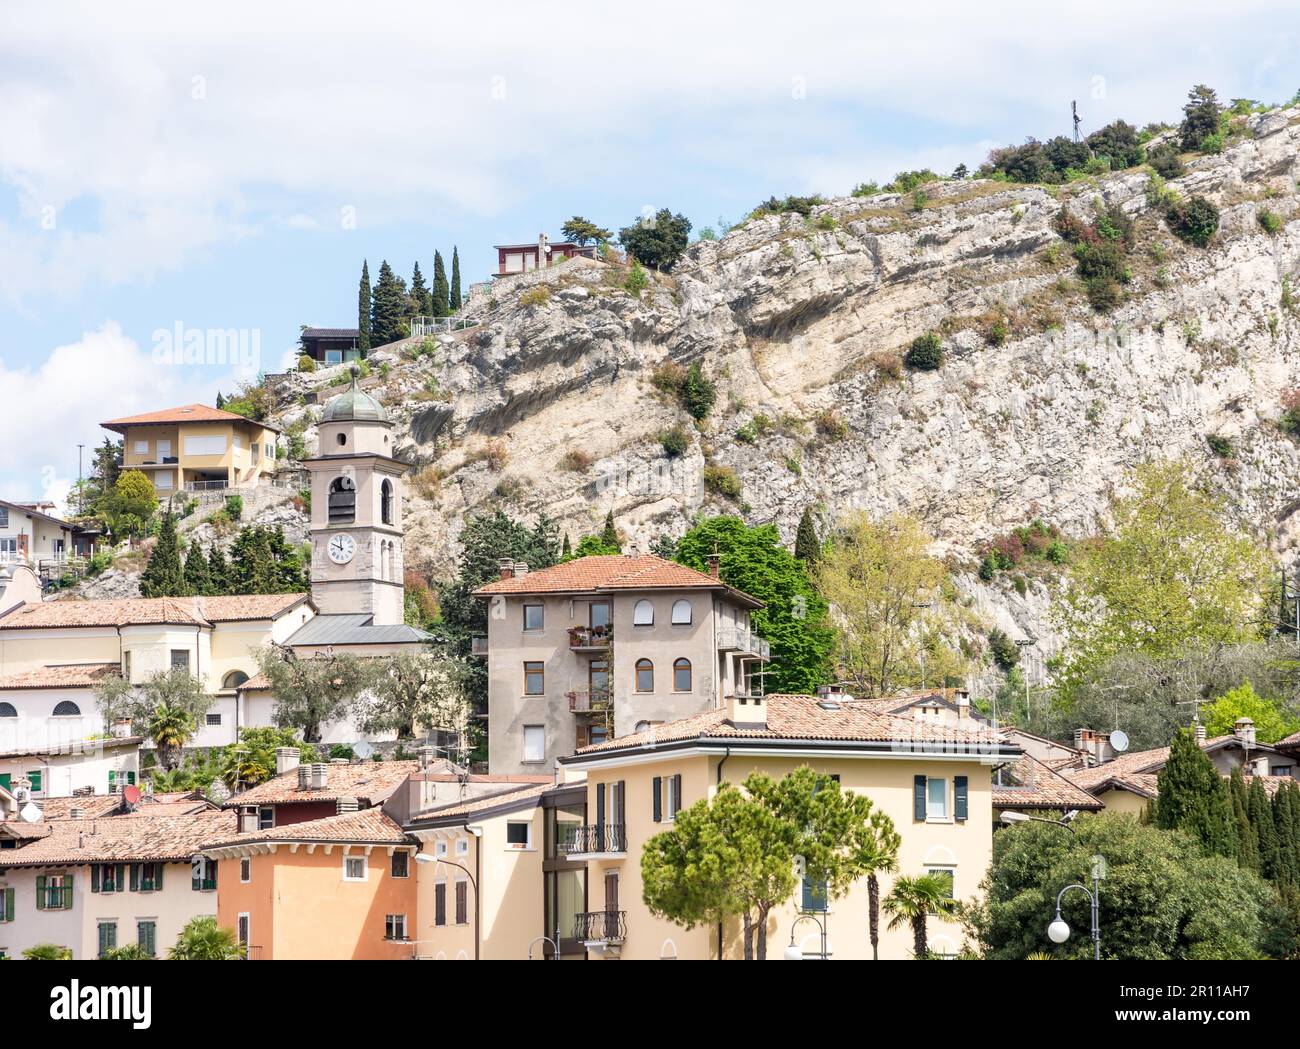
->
[2,0,1298,507]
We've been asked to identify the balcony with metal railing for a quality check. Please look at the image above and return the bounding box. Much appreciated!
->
[470,636,489,657]
[567,689,613,713]
[563,823,626,859]
[574,910,627,945]
[716,624,770,661]
[567,625,612,652]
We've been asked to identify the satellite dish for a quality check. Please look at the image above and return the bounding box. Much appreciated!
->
[352,740,374,759]
[19,802,42,823]
[122,784,141,805]
[1109,729,1130,753]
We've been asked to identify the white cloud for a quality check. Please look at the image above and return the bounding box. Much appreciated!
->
[1,1,1296,303]
[0,323,217,511]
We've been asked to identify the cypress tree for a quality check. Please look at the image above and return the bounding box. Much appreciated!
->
[1155,728,1236,858]
[207,544,231,595]
[369,261,408,348]
[358,260,372,352]
[600,510,620,551]
[561,533,572,558]
[410,262,432,316]
[450,247,462,311]
[1249,776,1281,880]
[432,251,451,317]
[139,511,186,597]
[183,541,212,597]
[795,507,820,564]
[1274,781,1300,885]
[1229,768,1259,872]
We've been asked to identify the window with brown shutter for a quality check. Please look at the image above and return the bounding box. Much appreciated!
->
[434,882,446,926]
[455,881,468,925]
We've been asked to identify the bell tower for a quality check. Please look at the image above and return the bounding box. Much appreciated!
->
[305,365,406,625]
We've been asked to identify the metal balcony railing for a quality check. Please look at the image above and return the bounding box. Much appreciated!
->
[717,625,770,660]
[573,910,627,943]
[568,625,611,650]
[567,689,613,713]
[470,636,488,656]
[564,823,626,855]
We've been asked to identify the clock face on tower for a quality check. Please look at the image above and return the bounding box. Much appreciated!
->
[327,534,356,565]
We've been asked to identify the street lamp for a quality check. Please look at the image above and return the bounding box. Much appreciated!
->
[997,812,1101,960]
[784,913,828,961]
[527,934,559,960]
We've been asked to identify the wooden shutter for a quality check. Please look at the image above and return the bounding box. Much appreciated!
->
[90,867,99,894]
[954,776,969,821]
[914,775,927,820]
[3,886,13,922]
[62,873,73,910]
[615,780,626,824]
[455,881,468,924]
[652,777,662,822]
[36,874,46,909]
[575,724,590,750]
[672,774,683,817]
[130,864,139,892]
[595,785,606,829]
[435,883,446,926]
[155,863,163,889]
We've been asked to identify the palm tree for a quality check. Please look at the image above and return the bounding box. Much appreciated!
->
[148,701,197,771]
[217,743,272,792]
[22,943,72,960]
[853,814,900,961]
[883,873,959,958]
[102,943,153,960]
[167,916,244,960]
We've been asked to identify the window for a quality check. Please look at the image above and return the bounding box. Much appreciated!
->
[0,506,7,527]
[192,856,218,891]
[926,868,956,904]
[170,649,190,672]
[343,855,367,881]
[206,712,221,726]
[385,914,407,941]
[523,725,545,764]
[434,841,447,859]
[134,440,149,454]
[154,471,173,490]
[156,440,171,457]
[123,651,131,679]
[183,435,227,457]
[237,914,250,949]
[455,881,468,925]
[94,865,124,894]
[0,702,16,718]
[222,670,249,690]
[0,885,13,922]
[673,658,692,692]
[632,599,654,626]
[801,877,828,913]
[133,862,163,891]
[506,821,532,849]
[671,599,692,624]
[455,838,469,857]
[391,852,409,878]
[635,658,654,692]
[927,777,948,820]
[97,921,117,958]
[51,701,80,717]
[667,774,682,820]
[336,432,347,446]
[325,349,343,365]
[654,773,684,823]
[137,920,156,958]
[26,770,42,793]
[328,476,356,524]
[240,858,251,883]
[434,883,447,926]
[258,807,274,830]
[381,479,394,525]
[523,604,544,631]
[589,602,611,629]
[524,662,545,695]
[36,873,73,910]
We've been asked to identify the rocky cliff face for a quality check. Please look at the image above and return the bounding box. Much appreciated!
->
[271,105,1300,680]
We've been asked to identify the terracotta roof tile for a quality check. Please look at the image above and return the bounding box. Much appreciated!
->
[34,792,215,820]
[992,755,1105,811]
[1061,736,1235,793]
[566,694,1016,760]
[0,663,121,690]
[0,593,309,630]
[1243,774,1296,797]
[101,403,281,433]
[224,761,419,808]
[0,811,235,867]
[1277,730,1300,748]
[203,806,410,849]
[409,782,552,822]
[474,554,762,607]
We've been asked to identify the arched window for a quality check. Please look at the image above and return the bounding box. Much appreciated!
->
[328,476,356,524]
[632,599,654,626]
[381,479,394,526]
[52,701,81,717]
[635,659,654,693]
[673,658,692,692]
[0,702,16,718]
[222,670,249,690]
[671,599,692,625]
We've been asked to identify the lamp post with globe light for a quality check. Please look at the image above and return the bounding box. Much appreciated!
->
[998,811,1103,959]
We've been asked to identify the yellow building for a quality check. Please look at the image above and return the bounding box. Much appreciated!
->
[101,404,280,494]
[557,692,1021,960]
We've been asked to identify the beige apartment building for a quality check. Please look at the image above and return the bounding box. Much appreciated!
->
[101,404,280,494]
[473,554,769,775]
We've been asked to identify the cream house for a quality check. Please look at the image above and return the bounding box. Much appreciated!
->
[473,553,769,775]
[101,403,280,494]
[0,499,94,568]
[557,692,1020,960]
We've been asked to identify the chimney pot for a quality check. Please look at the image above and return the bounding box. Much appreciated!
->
[1234,717,1256,745]
[239,811,258,833]
[111,717,132,739]
[276,747,301,777]
[726,692,767,730]
[336,795,360,814]
[310,763,328,790]
[706,554,721,579]
[498,557,515,580]
[514,561,529,578]
[1195,722,1207,744]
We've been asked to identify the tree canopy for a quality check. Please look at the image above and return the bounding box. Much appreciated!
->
[256,646,374,744]
[618,209,692,271]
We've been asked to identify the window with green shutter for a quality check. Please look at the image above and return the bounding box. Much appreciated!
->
[954,775,968,822]
[0,773,10,791]
[35,874,46,910]
[137,920,156,958]
[1,885,13,922]
[26,771,40,793]
[97,921,117,958]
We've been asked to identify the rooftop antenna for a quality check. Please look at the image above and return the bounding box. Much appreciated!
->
[1072,100,1082,143]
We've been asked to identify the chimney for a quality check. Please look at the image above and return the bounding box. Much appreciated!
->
[297,764,310,790]
[955,690,970,721]
[1234,717,1256,745]
[816,683,849,701]
[239,810,258,833]
[1195,722,1207,745]
[111,717,132,739]
[514,561,529,578]
[337,795,360,814]
[276,747,301,777]
[726,693,767,730]
[419,745,438,769]
[310,763,328,790]
[498,558,515,580]
[706,553,721,578]
[69,806,85,820]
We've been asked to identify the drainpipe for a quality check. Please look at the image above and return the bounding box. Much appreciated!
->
[467,823,483,961]
[715,746,731,960]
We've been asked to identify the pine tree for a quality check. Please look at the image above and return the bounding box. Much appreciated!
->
[1229,768,1259,872]
[600,510,620,551]
[358,260,372,352]
[410,262,432,316]
[1249,776,1281,880]
[432,251,451,318]
[795,507,820,564]
[183,542,212,597]
[450,247,462,311]
[369,261,409,348]
[139,512,186,597]
[207,544,231,595]
[1155,728,1236,858]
